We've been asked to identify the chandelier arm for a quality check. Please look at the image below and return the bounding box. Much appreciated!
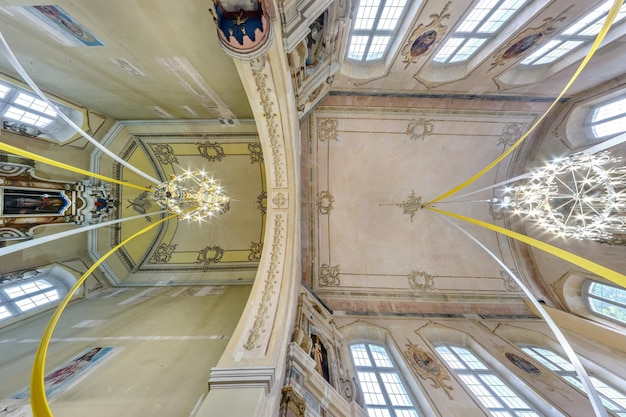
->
[434,212,609,417]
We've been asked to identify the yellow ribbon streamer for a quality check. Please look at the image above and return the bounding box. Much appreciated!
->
[30,214,176,417]
[427,0,623,205]
[428,207,626,289]
[0,141,151,192]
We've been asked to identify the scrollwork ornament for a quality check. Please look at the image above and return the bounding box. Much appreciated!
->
[316,190,334,215]
[319,264,340,287]
[405,118,435,141]
[196,141,226,162]
[407,270,435,291]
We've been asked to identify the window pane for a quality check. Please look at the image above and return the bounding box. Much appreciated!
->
[358,371,387,405]
[589,297,626,323]
[478,0,528,34]
[433,37,464,62]
[593,97,626,123]
[450,346,488,369]
[459,374,504,409]
[532,40,584,65]
[377,0,407,31]
[4,106,53,127]
[367,36,391,60]
[592,117,626,138]
[367,408,391,417]
[435,345,466,369]
[355,0,381,30]
[0,83,10,99]
[370,344,393,367]
[348,35,370,60]
[14,92,57,117]
[380,372,412,406]
[3,279,52,299]
[562,1,612,36]
[449,38,487,63]
[351,344,372,366]
[0,305,12,320]
[457,0,498,32]
[589,282,626,306]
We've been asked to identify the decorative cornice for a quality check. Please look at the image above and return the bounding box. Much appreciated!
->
[208,367,275,394]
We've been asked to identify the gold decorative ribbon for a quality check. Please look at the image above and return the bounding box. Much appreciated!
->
[30,214,176,417]
[0,141,151,192]
[428,207,626,289]
[427,0,623,205]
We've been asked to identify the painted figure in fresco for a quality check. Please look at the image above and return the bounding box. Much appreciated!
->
[503,33,543,59]
[505,352,541,375]
[410,30,437,57]
[44,348,103,387]
[2,189,68,215]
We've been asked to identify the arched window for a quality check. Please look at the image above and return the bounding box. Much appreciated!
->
[0,80,58,130]
[584,280,626,324]
[520,346,626,415]
[435,344,541,416]
[432,0,528,64]
[350,343,422,417]
[588,96,626,139]
[346,0,410,62]
[0,267,74,323]
[521,0,626,66]
[0,78,84,142]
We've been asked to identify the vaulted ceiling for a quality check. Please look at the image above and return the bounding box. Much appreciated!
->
[0,0,624,314]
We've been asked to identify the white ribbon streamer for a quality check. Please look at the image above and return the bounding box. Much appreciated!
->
[0,32,161,185]
[0,211,166,257]
[436,213,608,417]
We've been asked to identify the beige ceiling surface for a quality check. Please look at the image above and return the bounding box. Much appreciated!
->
[305,96,554,317]
[0,0,250,120]
[99,132,266,285]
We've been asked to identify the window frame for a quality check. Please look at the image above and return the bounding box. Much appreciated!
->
[0,268,72,324]
[434,343,542,417]
[432,0,529,64]
[520,0,626,66]
[350,341,423,417]
[586,95,626,140]
[345,0,411,63]
[583,279,626,326]
[519,345,626,416]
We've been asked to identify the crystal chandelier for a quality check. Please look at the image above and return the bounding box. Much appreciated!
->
[494,151,626,241]
[153,169,230,221]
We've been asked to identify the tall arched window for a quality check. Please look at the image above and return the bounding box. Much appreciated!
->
[346,0,410,62]
[350,343,422,417]
[584,279,626,324]
[432,0,528,63]
[521,0,626,66]
[435,344,541,417]
[520,346,626,416]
